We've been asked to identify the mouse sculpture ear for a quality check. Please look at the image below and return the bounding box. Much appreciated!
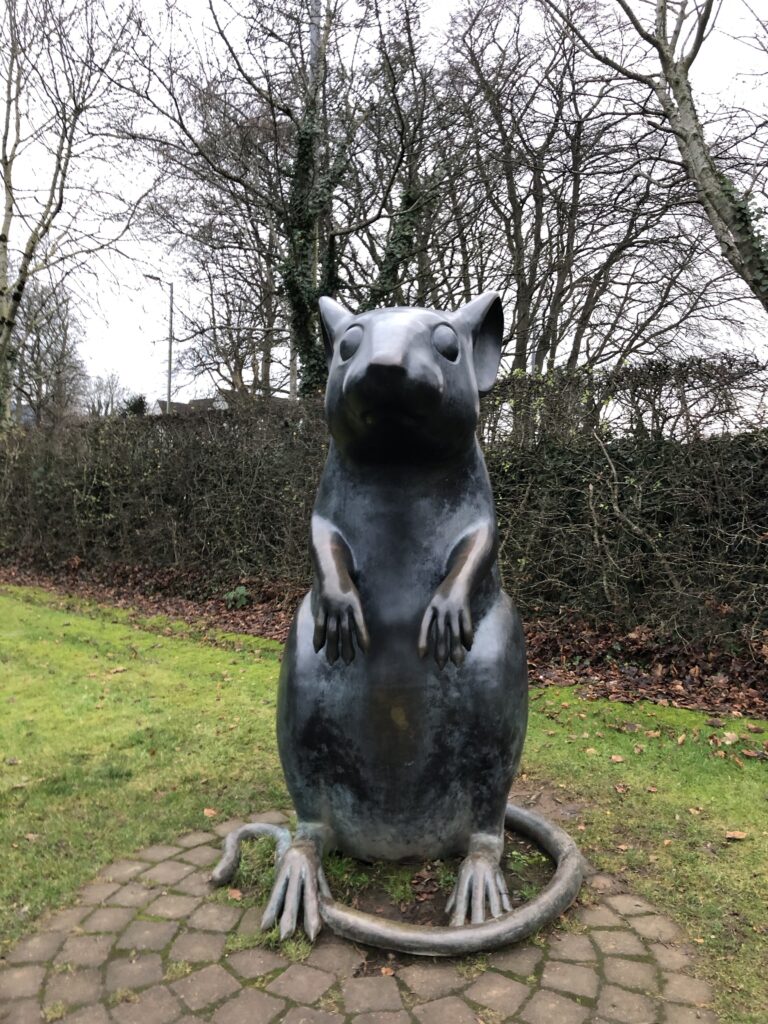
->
[318,296,352,366]
[453,292,504,394]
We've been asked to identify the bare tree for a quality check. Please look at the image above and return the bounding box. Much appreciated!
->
[13,278,87,426]
[540,0,768,314]
[0,0,147,426]
[85,372,126,417]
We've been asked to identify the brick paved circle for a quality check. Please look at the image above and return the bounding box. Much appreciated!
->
[0,817,721,1022]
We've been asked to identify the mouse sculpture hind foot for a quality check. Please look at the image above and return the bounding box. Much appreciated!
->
[446,833,511,927]
[261,833,332,941]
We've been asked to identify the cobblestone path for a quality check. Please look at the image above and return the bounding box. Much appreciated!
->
[0,814,718,1024]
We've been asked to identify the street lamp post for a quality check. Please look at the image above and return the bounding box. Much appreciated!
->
[144,274,174,413]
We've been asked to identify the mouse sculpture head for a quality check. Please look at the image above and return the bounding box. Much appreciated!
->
[318,292,503,464]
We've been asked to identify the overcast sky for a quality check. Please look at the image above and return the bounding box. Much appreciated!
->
[74,0,768,404]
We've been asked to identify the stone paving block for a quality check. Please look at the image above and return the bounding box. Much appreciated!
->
[352,1014,411,1024]
[606,894,658,916]
[663,1006,719,1024]
[541,959,600,999]
[226,947,287,978]
[79,881,121,904]
[42,906,91,931]
[249,810,290,825]
[547,932,598,961]
[145,894,202,919]
[597,983,658,1023]
[603,956,659,992]
[188,903,242,932]
[106,883,158,908]
[587,873,622,894]
[171,871,214,897]
[306,937,364,976]
[212,988,286,1024]
[0,965,46,1001]
[342,976,403,1013]
[171,930,227,964]
[632,914,684,943]
[4,1001,44,1024]
[576,904,624,928]
[110,983,182,1024]
[7,929,65,963]
[97,860,147,883]
[283,1010,345,1024]
[236,907,264,935]
[105,953,163,992]
[412,996,478,1024]
[591,928,647,957]
[398,963,463,1000]
[177,844,220,867]
[519,988,590,1024]
[268,964,335,1004]
[139,860,194,886]
[176,831,215,848]
[171,964,241,1011]
[61,1007,110,1024]
[662,972,714,1005]
[116,919,179,951]
[488,944,544,977]
[81,906,135,933]
[55,933,114,968]
[464,970,529,1014]
[213,819,246,837]
[136,844,183,862]
[650,943,694,972]
[45,967,102,1006]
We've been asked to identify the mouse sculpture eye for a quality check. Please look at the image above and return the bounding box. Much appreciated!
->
[432,323,459,362]
[339,324,363,361]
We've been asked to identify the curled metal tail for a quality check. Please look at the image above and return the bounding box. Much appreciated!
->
[210,823,292,887]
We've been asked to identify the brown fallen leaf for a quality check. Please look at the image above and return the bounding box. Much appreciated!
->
[746,723,764,734]
[677,734,686,746]
[688,807,702,816]
[617,843,630,851]
[109,666,127,674]
[614,783,630,794]
[647,785,658,793]
[610,754,625,763]
[634,744,645,754]
[227,888,243,901]
[381,966,394,976]
[706,718,725,728]
[25,833,40,843]
[725,831,748,841]
[585,748,598,756]
[203,807,218,818]
[646,730,661,738]
[740,749,760,759]
[722,731,739,745]
[663,838,673,846]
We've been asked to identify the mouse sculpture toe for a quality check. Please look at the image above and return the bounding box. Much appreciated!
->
[212,292,583,953]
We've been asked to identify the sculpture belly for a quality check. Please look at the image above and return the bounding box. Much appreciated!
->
[277,592,528,860]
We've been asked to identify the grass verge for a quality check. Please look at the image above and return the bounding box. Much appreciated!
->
[1,584,766,1023]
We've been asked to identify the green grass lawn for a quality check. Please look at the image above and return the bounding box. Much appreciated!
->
[1,585,766,1023]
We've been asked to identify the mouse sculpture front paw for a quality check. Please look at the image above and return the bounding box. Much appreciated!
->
[313,587,370,664]
[418,585,474,669]
[446,834,510,926]
[261,840,331,940]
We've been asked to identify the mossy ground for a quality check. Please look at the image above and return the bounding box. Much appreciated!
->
[1,585,766,1023]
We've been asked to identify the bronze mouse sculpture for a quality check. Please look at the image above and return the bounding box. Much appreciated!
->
[260,292,529,940]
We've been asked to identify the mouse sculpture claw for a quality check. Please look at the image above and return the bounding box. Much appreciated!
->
[446,834,510,927]
[261,837,331,941]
